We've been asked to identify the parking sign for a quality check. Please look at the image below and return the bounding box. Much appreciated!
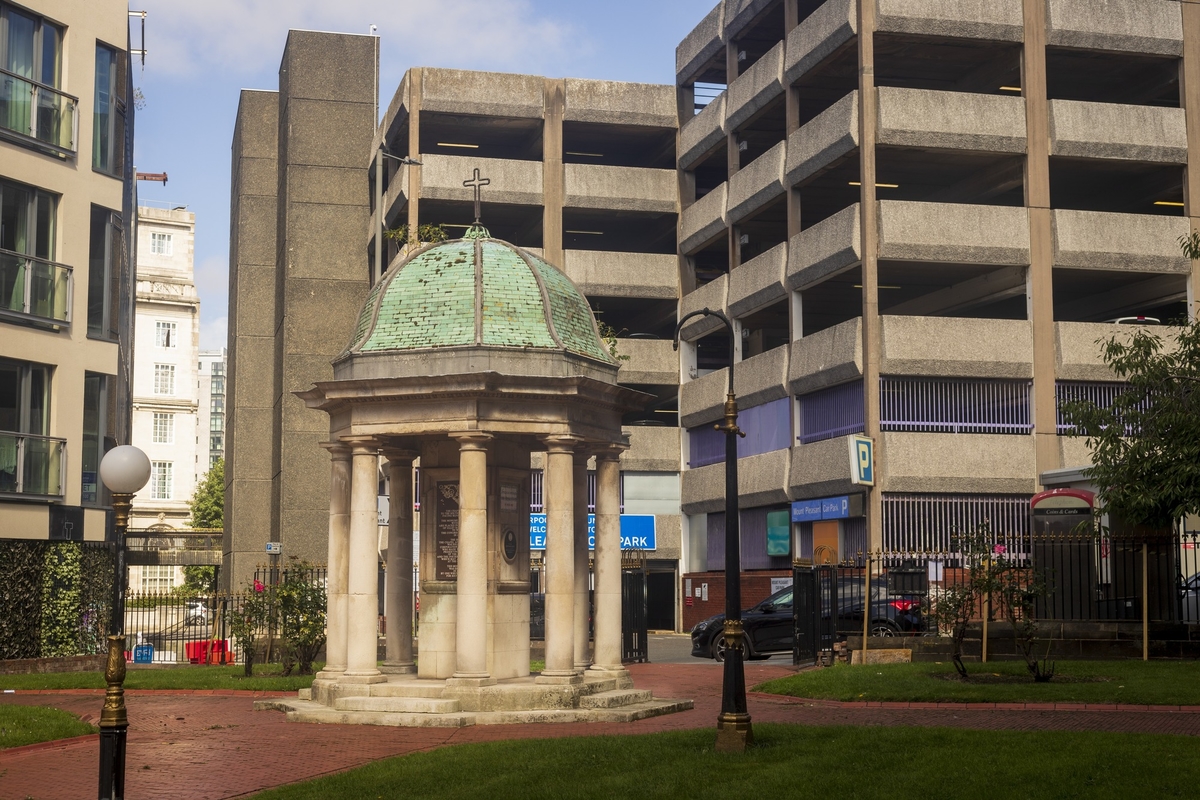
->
[849,435,874,486]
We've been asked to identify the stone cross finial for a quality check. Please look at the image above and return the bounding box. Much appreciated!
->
[463,169,491,224]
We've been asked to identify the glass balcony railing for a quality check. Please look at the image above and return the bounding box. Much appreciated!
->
[0,68,77,155]
[0,431,66,498]
[0,249,72,326]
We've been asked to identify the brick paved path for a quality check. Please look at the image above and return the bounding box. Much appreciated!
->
[4,662,1200,800]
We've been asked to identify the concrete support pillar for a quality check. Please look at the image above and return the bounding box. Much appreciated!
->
[588,448,626,676]
[382,449,418,674]
[451,433,493,683]
[539,435,581,683]
[573,452,591,671]
[343,442,384,683]
[315,443,351,680]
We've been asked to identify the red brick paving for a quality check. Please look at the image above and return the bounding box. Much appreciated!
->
[3,662,1200,800]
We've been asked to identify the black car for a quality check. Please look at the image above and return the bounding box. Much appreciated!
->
[690,580,926,661]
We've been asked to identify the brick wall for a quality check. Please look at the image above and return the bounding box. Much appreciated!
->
[0,655,107,675]
[681,570,792,631]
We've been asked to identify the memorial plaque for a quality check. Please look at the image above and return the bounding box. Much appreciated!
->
[500,484,518,512]
[435,482,459,581]
[503,528,517,561]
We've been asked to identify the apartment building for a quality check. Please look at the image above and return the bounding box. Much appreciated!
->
[225,34,685,625]
[1,0,136,540]
[129,205,199,531]
[673,0,1200,620]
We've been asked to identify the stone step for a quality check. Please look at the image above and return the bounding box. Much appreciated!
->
[585,698,695,723]
[370,682,447,699]
[335,696,462,714]
[579,678,619,694]
[579,689,652,709]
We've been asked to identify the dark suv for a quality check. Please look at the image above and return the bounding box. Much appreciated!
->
[690,581,926,661]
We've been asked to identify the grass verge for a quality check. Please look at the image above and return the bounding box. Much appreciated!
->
[249,723,1200,800]
[755,659,1200,705]
[0,705,95,749]
[0,663,322,693]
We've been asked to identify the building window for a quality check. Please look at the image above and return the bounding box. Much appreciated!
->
[82,372,114,505]
[92,42,127,177]
[149,231,172,256]
[0,178,63,326]
[209,433,222,452]
[210,396,223,413]
[881,493,1033,554]
[0,357,61,496]
[87,205,122,340]
[153,364,175,396]
[150,461,172,500]
[152,412,174,444]
[798,381,865,444]
[209,413,223,431]
[687,397,791,468]
[140,565,175,592]
[0,4,70,151]
[210,453,220,468]
[879,377,1032,435]
[210,375,224,394]
[155,320,176,348]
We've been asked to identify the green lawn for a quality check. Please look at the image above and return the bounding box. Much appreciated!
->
[0,705,95,749]
[756,660,1200,705]
[249,724,1200,800]
[0,663,321,693]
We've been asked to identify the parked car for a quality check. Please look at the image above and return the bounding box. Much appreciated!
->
[690,580,926,661]
[1181,573,1199,623]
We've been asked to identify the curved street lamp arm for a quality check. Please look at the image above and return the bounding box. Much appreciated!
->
[673,307,736,396]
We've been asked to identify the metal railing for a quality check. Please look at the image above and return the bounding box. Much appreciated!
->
[0,431,65,497]
[0,248,72,325]
[880,376,1032,434]
[1055,380,1141,434]
[0,67,77,154]
[798,380,865,444]
[125,529,223,566]
[881,493,1033,555]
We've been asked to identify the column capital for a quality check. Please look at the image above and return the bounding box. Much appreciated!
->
[450,431,494,451]
[595,444,627,464]
[382,448,419,465]
[541,434,584,454]
[340,435,380,456]
[320,441,352,458]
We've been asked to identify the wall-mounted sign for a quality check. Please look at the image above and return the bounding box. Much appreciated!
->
[790,494,863,522]
[500,484,518,512]
[850,435,874,485]
[434,482,459,581]
[766,509,790,556]
[502,529,517,561]
[265,542,282,554]
[529,514,656,550]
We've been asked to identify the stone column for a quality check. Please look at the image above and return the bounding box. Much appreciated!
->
[450,433,494,684]
[343,441,384,684]
[382,449,418,674]
[588,447,628,679]
[573,452,591,671]
[538,435,581,684]
[315,443,350,682]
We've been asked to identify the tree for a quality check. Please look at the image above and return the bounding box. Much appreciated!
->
[189,458,224,530]
[1059,319,1200,531]
[277,559,327,676]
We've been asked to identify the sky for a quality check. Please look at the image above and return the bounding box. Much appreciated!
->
[128,0,716,350]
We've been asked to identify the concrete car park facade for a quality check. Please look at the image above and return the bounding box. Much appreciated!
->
[673,0,1200,609]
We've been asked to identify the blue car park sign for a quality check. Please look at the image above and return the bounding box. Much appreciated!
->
[529,514,656,550]
[791,495,860,522]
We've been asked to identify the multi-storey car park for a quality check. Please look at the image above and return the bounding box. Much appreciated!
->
[673,0,1200,628]
[226,35,687,626]
[0,0,136,542]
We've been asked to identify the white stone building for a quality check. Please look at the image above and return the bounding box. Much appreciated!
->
[129,205,200,536]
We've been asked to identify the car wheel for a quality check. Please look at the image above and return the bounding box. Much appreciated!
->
[870,621,900,637]
[712,634,751,663]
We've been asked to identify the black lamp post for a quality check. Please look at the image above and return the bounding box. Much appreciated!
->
[97,445,150,800]
[674,307,753,753]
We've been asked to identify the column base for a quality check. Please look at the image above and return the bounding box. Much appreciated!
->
[536,670,583,686]
[380,662,417,675]
[445,675,496,688]
[584,666,633,687]
[339,671,386,685]
[312,670,345,682]
[714,714,754,753]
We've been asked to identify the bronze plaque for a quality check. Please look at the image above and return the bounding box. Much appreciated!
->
[502,528,517,561]
[435,482,459,581]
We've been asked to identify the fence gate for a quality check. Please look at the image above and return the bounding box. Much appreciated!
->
[815,564,838,653]
[621,568,648,663]
[792,565,819,665]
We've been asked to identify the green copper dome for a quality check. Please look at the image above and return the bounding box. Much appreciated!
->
[343,230,614,365]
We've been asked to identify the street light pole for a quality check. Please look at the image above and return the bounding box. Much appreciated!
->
[98,446,151,800]
[674,307,753,753]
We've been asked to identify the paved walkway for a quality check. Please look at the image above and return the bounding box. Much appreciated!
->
[4,662,1200,800]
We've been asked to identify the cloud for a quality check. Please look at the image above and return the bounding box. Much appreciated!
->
[139,0,576,79]
[200,315,228,352]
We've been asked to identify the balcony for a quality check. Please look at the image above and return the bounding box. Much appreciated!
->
[0,432,66,498]
[1046,0,1183,56]
[0,249,72,328]
[784,0,856,85]
[876,0,1024,42]
[563,163,677,214]
[0,68,77,156]
[1048,100,1187,163]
